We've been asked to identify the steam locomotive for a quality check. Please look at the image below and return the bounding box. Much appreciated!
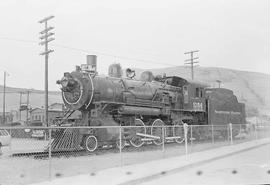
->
[53,55,246,152]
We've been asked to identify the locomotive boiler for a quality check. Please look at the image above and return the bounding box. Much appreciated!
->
[53,55,246,152]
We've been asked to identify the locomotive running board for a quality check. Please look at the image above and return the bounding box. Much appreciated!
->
[136,133,160,140]
[165,136,182,140]
[141,138,155,141]
[136,133,182,140]
[141,137,182,142]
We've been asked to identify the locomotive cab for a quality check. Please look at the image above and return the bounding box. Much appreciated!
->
[182,81,208,112]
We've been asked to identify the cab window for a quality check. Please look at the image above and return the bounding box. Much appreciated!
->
[195,87,200,97]
[195,87,204,98]
[200,89,203,97]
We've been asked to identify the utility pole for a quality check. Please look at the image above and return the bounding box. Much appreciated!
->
[184,50,199,80]
[19,92,22,120]
[2,71,6,125]
[216,80,222,88]
[39,15,55,127]
[26,91,30,125]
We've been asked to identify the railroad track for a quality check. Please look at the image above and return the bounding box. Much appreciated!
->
[11,141,181,159]
[11,147,117,159]
[11,138,236,159]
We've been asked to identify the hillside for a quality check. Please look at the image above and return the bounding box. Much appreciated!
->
[1,67,269,118]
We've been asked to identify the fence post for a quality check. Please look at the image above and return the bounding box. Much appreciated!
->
[239,124,241,135]
[255,125,258,140]
[183,123,188,156]
[0,140,2,155]
[119,126,122,166]
[48,127,52,180]
[9,128,12,151]
[190,125,193,147]
[44,131,47,141]
[211,124,214,144]
[162,125,165,157]
[229,123,233,145]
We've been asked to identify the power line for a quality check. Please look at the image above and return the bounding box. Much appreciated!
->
[53,44,177,67]
[0,91,59,94]
[0,37,37,44]
[0,91,28,94]
[2,71,7,124]
[184,50,199,80]
[0,36,178,67]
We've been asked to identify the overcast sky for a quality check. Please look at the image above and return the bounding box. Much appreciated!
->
[0,0,269,91]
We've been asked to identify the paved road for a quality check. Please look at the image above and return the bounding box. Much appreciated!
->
[139,143,270,185]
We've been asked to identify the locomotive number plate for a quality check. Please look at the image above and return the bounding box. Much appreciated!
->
[193,102,203,111]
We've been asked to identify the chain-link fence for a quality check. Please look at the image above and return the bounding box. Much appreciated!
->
[0,123,269,185]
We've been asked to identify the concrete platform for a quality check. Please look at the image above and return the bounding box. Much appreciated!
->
[31,138,270,185]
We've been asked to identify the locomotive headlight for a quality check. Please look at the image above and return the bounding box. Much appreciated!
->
[57,76,70,91]
[61,78,68,88]
[57,74,79,92]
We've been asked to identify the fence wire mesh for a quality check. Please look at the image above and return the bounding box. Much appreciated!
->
[0,123,269,185]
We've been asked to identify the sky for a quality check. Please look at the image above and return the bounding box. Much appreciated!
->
[0,0,269,91]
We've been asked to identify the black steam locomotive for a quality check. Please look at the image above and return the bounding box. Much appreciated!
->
[53,55,246,152]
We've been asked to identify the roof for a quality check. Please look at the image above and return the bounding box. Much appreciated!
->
[164,76,188,87]
[50,103,63,106]
[205,87,234,94]
[30,107,63,113]
[187,80,209,88]
[0,112,14,116]
[164,76,209,88]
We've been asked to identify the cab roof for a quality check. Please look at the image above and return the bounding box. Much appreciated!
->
[186,80,209,88]
[163,76,209,88]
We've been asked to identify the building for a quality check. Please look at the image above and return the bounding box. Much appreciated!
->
[49,103,64,111]
[0,112,13,125]
[30,103,64,126]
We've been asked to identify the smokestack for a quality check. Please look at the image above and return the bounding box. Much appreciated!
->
[87,55,97,68]
[81,55,97,75]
